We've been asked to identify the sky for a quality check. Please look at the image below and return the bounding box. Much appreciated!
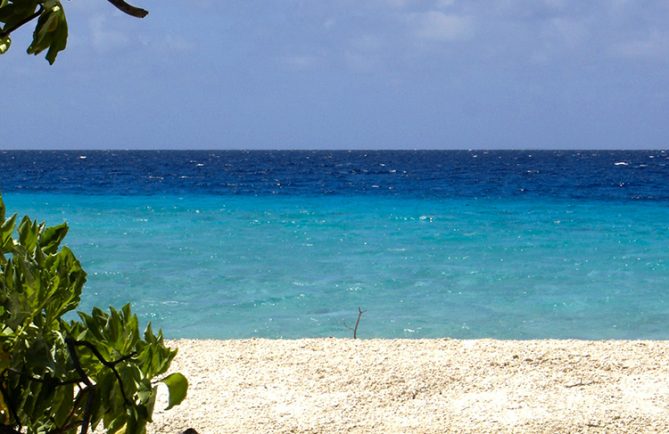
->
[1,0,668,149]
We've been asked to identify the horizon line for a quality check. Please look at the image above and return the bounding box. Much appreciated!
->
[1,148,667,152]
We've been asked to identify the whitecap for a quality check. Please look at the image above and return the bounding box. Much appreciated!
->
[79,155,87,160]
[614,161,628,166]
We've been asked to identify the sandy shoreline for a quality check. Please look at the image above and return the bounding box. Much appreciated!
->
[150,339,669,433]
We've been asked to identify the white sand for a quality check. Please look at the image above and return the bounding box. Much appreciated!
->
[150,339,669,433]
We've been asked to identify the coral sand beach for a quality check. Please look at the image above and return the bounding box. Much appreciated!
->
[152,339,669,433]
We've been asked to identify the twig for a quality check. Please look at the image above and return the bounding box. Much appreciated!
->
[106,0,148,18]
[65,339,95,434]
[351,307,366,339]
[79,388,96,434]
[66,339,134,406]
[565,380,596,388]
[0,0,147,40]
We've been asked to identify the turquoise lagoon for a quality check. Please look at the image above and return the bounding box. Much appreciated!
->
[4,192,669,339]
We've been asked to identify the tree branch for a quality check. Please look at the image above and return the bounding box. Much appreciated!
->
[65,339,95,434]
[0,4,44,39]
[66,339,134,406]
[106,0,148,18]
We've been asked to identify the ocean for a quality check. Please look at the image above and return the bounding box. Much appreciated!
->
[1,150,668,339]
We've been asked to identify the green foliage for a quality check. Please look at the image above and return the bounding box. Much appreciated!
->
[0,194,187,434]
[0,0,147,64]
[26,0,67,64]
[0,0,67,64]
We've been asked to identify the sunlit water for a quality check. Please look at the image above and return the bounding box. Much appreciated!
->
[2,150,669,338]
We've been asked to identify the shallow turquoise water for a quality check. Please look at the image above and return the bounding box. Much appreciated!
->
[4,192,669,339]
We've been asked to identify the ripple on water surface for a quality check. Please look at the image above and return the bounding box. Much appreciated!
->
[4,192,669,339]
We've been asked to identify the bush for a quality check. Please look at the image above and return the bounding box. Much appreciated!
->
[0,194,187,434]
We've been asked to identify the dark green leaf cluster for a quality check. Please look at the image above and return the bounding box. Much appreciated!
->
[0,0,68,64]
[0,194,187,434]
[1,0,148,64]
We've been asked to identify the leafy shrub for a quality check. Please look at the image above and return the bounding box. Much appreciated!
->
[0,194,187,434]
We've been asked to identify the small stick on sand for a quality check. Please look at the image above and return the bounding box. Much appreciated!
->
[565,380,597,388]
[353,307,366,339]
[343,307,367,338]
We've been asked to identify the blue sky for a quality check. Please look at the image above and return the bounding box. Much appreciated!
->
[2,0,668,149]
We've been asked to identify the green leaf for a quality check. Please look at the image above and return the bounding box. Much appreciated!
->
[161,372,188,410]
[26,1,67,64]
[40,222,68,254]
[45,4,66,64]
[53,383,74,426]
[145,385,158,421]
[1,213,16,248]
[27,9,55,54]
[17,216,38,252]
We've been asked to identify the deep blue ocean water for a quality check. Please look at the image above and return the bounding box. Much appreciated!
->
[1,150,668,339]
